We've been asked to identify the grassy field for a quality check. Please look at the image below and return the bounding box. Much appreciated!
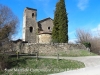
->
[40,49,98,57]
[59,49,97,57]
[3,57,85,75]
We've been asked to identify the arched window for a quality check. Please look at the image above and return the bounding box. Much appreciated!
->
[32,13,34,18]
[48,27,50,30]
[29,27,33,33]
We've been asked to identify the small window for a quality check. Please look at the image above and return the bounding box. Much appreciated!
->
[48,27,50,30]
[29,27,33,33]
[32,13,34,18]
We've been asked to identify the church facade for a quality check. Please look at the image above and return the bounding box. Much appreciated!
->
[22,7,54,43]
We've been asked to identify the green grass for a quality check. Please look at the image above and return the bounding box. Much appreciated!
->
[40,49,98,57]
[59,49,97,57]
[3,57,85,75]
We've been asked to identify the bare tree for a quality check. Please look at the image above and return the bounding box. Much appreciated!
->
[76,29,100,54]
[76,29,92,43]
[0,4,19,71]
[90,37,100,54]
[97,30,100,37]
[0,4,19,52]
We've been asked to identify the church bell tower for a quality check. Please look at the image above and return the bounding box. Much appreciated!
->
[22,7,37,43]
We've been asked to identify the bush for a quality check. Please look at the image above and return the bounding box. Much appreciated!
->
[90,38,100,54]
[76,29,100,54]
[83,42,91,48]
[0,54,9,71]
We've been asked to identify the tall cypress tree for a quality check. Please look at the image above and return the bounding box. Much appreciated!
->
[59,0,68,43]
[52,2,60,43]
[52,0,68,43]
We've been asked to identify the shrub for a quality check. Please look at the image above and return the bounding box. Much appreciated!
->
[0,54,9,71]
[83,42,91,48]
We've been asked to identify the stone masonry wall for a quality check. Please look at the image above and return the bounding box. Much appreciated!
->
[14,43,86,56]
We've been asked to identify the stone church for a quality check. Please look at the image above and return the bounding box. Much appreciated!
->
[22,7,54,43]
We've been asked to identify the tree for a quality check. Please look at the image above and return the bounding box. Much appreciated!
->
[52,0,68,43]
[52,2,60,43]
[0,4,19,52]
[76,29,91,44]
[75,29,100,54]
[0,4,19,71]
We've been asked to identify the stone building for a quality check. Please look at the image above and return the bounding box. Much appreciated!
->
[22,7,54,43]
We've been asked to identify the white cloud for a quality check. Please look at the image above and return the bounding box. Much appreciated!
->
[91,24,100,37]
[68,39,77,44]
[77,0,89,10]
[92,24,100,32]
[68,31,77,43]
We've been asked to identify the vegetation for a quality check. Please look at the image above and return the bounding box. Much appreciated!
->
[83,42,91,48]
[3,57,85,75]
[76,29,100,54]
[0,4,19,72]
[39,49,97,56]
[0,4,19,52]
[59,49,97,57]
[0,54,9,71]
[52,0,68,43]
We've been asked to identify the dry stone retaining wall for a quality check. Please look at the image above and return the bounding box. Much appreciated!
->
[14,43,87,56]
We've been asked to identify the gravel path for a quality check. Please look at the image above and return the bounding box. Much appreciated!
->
[49,65,100,75]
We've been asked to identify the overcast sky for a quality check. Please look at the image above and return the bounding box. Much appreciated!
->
[0,0,100,43]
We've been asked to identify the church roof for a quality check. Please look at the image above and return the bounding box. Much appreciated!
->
[38,17,53,23]
[26,7,37,11]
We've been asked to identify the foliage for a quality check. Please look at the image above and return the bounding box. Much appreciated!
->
[0,54,9,71]
[52,0,68,43]
[4,57,85,75]
[59,49,97,57]
[52,2,60,43]
[39,49,97,56]
[83,42,91,48]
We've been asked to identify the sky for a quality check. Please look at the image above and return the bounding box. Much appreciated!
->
[0,0,100,43]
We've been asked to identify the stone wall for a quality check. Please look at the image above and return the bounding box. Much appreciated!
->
[13,42,86,56]
[38,34,52,44]
[38,18,53,32]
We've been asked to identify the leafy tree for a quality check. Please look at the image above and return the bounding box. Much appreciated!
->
[52,0,68,43]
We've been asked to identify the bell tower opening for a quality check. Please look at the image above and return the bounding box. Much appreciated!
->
[29,27,33,33]
[32,13,34,18]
